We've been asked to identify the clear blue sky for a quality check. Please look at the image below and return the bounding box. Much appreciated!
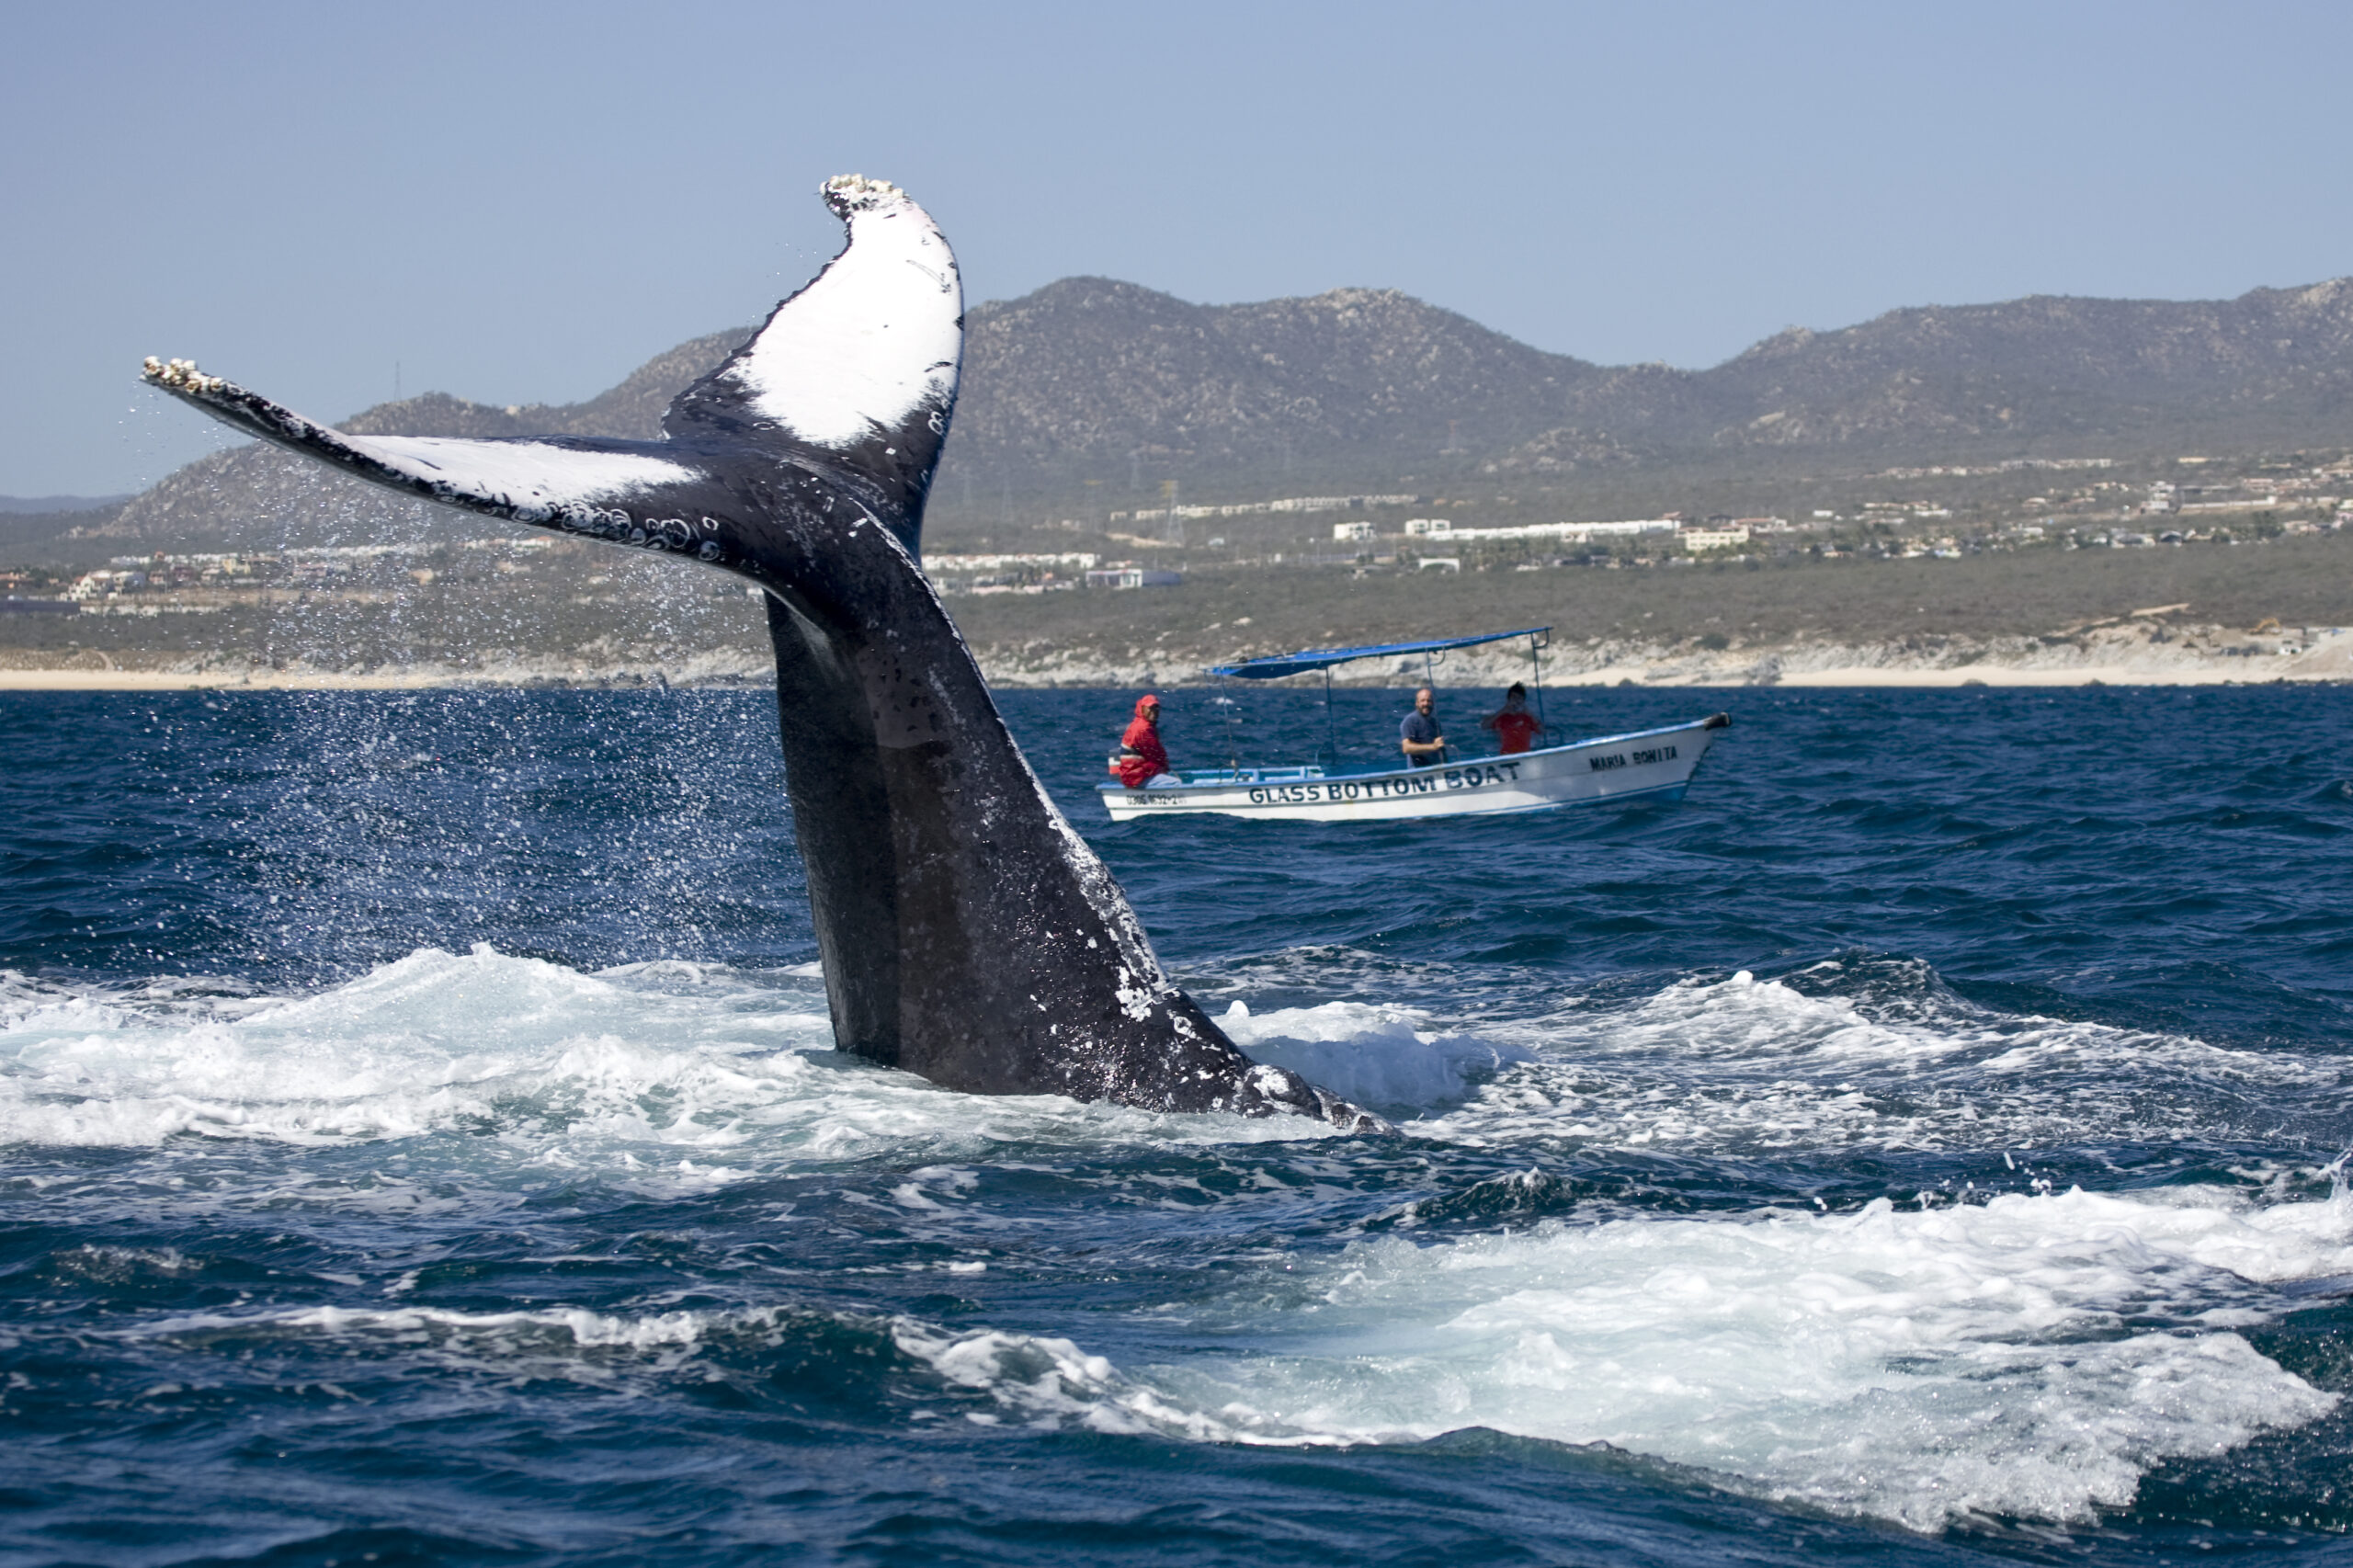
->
[6,0,2348,497]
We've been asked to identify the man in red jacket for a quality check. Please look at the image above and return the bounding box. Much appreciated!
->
[1109,693,1172,788]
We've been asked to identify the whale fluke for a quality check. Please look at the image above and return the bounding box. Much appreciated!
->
[142,178,1385,1133]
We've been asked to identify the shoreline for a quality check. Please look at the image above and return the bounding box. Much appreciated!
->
[4,640,2350,693]
[5,618,2348,693]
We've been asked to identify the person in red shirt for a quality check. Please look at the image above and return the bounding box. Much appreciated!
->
[1480,682,1547,755]
[1108,693,1172,788]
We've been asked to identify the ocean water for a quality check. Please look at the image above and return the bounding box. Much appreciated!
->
[5,682,2353,1566]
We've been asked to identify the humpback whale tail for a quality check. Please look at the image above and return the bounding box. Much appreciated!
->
[142,176,1385,1133]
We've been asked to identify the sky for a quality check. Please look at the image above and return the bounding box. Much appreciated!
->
[6,0,2350,498]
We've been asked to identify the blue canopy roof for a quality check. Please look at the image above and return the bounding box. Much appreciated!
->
[1210,626,1551,681]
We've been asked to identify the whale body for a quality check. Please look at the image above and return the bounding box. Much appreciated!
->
[143,175,1380,1131]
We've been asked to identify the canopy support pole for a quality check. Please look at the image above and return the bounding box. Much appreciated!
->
[1424,651,1442,764]
[1530,633,1548,733]
[1323,666,1337,771]
[1220,671,1239,774]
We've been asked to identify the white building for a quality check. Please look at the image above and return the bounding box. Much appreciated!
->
[925,551,1098,573]
[1332,520,1376,541]
[1084,568,1183,589]
[1404,517,1452,536]
[1439,517,1678,544]
[67,569,144,599]
[1678,525,1751,552]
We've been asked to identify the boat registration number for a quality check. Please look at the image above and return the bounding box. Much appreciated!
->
[1588,744,1677,771]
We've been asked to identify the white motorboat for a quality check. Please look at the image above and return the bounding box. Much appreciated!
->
[1098,628,1731,823]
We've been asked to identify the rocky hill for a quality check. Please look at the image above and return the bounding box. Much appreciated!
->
[1699,279,2353,453]
[951,278,1605,482]
[47,274,2353,555]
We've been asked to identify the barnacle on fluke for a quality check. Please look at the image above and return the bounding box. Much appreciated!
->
[142,357,224,395]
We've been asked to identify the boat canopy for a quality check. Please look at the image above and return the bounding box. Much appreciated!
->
[1209,626,1552,682]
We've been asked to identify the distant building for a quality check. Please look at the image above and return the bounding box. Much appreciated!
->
[67,569,143,599]
[1332,520,1376,541]
[1404,518,1452,536]
[1439,517,1677,543]
[1110,493,1419,525]
[1085,568,1183,589]
[925,551,1098,574]
[2146,482,2180,515]
[1678,524,1751,552]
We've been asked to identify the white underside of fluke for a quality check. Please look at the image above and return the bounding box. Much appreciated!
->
[719,176,962,449]
[357,436,700,507]
[140,358,701,514]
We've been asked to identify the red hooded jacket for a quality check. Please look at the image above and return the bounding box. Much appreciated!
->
[1114,695,1168,788]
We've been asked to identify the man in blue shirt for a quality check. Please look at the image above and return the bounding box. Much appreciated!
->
[1399,687,1446,767]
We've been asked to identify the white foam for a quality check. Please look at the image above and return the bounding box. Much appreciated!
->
[1423,967,2335,1153]
[0,947,1342,1155]
[892,1321,1248,1440]
[898,1184,2352,1530]
[8,947,2324,1165]
[0,945,823,1151]
[215,1301,713,1350]
[1219,1000,1533,1112]
[131,1301,743,1391]
[1501,965,2321,1084]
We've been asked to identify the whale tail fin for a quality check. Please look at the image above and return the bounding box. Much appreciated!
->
[664,175,963,531]
[139,358,707,528]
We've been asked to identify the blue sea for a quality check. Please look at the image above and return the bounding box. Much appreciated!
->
[6,683,2353,1566]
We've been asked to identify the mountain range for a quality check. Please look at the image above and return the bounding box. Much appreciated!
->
[948,275,2353,489]
[45,273,2353,553]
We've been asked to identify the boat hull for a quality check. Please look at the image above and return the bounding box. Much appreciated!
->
[1099,717,1726,822]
